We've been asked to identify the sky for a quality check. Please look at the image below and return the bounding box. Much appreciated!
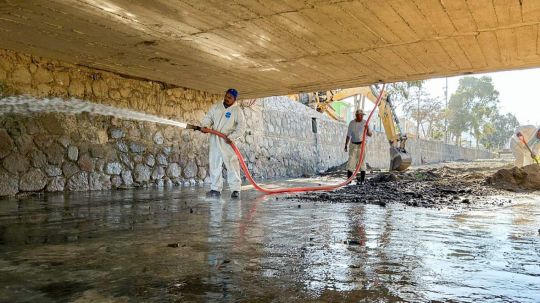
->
[424,68,540,126]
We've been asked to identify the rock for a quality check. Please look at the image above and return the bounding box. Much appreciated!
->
[162,146,172,155]
[96,130,109,144]
[68,80,85,97]
[0,170,18,196]
[44,143,65,165]
[197,167,207,179]
[15,134,35,155]
[44,165,62,177]
[133,155,143,163]
[156,153,168,166]
[58,136,71,148]
[91,79,108,98]
[183,159,198,178]
[95,159,105,172]
[62,161,79,178]
[11,66,32,84]
[90,145,106,158]
[129,142,145,153]
[89,172,111,190]
[116,141,129,153]
[169,152,179,163]
[19,169,47,191]
[119,153,133,170]
[134,164,151,182]
[67,172,89,191]
[155,179,164,187]
[111,175,122,188]
[67,146,79,161]
[46,177,65,192]
[54,71,70,86]
[108,128,124,139]
[39,115,65,135]
[151,166,165,180]
[109,90,121,100]
[29,150,48,168]
[78,154,95,172]
[145,154,155,167]
[153,131,164,145]
[105,162,122,175]
[34,67,54,83]
[3,153,30,174]
[0,129,14,159]
[166,163,181,178]
[121,170,134,186]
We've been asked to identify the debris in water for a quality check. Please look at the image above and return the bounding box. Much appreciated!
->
[167,243,180,248]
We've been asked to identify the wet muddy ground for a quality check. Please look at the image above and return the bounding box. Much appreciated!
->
[290,159,525,209]
[1,160,539,302]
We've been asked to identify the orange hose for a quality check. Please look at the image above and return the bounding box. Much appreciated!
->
[202,84,386,194]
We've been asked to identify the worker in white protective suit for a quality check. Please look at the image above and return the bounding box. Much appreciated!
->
[200,88,246,198]
[509,125,540,167]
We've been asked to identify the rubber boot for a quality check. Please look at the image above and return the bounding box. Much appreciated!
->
[347,170,353,184]
[360,171,366,184]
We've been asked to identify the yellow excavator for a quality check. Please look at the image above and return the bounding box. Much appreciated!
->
[291,86,412,171]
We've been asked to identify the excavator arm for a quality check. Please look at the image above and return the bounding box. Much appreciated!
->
[292,86,412,171]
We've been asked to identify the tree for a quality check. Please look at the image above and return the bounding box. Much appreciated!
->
[447,76,499,147]
[401,87,444,139]
[480,112,520,150]
[385,80,425,106]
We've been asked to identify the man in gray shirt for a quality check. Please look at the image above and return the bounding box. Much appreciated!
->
[344,109,372,184]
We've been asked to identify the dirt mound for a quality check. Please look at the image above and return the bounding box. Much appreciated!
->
[487,164,540,192]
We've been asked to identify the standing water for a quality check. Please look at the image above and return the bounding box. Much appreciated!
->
[0,185,539,302]
[0,97,539,302]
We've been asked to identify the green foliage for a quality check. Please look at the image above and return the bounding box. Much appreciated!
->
[385,80,425,106]
[480,112,520,150]
[401,87,445,139]
[447,76,499,146]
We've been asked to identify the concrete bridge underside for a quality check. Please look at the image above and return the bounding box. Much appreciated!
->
[1,0,540,97]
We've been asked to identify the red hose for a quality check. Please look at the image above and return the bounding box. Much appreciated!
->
[203,84,386,194]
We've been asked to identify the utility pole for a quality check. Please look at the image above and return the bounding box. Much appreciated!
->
[445,77,448,144]
[417,95,420,138]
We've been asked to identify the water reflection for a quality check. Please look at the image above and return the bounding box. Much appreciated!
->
[0,188,539,302]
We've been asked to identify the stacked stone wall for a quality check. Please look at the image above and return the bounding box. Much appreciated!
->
[0,48,495,196]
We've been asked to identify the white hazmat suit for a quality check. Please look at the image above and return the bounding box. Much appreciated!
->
[201,101,246,192]
[509,125,540,167]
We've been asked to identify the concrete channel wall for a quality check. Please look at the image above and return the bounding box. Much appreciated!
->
[0,48,494,196]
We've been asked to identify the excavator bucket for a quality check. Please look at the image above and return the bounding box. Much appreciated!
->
[389,146,412,171]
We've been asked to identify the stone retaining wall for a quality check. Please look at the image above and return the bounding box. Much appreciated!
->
[0,47,495,196]
[365,132,496,169]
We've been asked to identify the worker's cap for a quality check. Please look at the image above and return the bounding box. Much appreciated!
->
[355,109,365,115]
[226,88,238,100]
